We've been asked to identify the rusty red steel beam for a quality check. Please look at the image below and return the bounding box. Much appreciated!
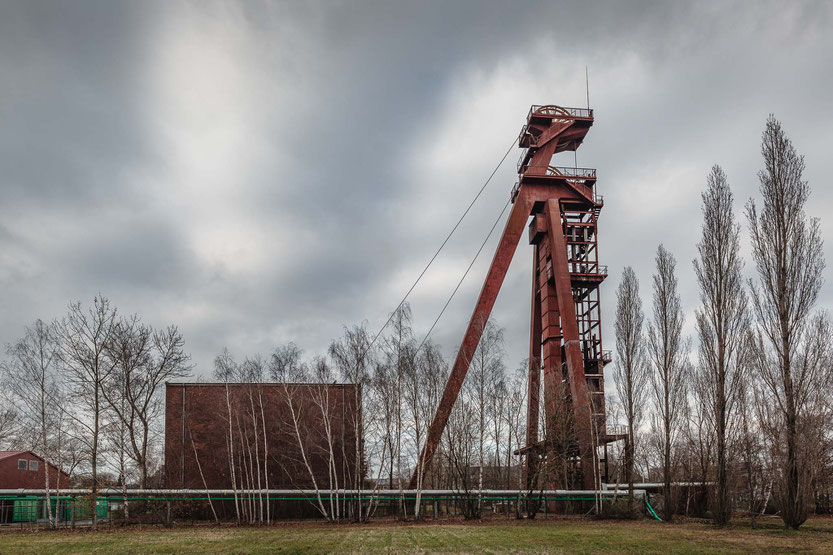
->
[535,120,574,152]
[524,248,542,489]
[539,249,563,488]
[544,199,597,489]
[409,190,532,489]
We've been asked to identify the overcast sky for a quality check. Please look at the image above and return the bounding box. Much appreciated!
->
[2,1,832,382]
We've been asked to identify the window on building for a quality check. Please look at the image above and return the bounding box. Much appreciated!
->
[18,459,27,470]
[28,460,38,471]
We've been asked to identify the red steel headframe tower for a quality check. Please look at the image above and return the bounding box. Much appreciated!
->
[411,104,617,490]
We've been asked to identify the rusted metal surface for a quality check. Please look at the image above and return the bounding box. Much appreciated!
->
[524,251,542,488]
[412,104,612,490]
[546,199,596,489]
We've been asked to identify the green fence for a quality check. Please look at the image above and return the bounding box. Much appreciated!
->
[1,496,108,523]
[0,492,652,524]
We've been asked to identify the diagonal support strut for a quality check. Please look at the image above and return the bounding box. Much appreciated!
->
[409,191,532,489]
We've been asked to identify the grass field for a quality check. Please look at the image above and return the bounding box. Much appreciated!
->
[1,516,832,553]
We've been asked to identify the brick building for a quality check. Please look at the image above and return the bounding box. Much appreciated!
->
[164,382,362,491]
[0,450,70,490]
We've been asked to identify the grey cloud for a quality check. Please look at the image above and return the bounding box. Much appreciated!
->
[1,0,832,378]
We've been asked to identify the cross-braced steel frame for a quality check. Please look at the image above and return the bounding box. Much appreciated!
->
[411,105,621,491]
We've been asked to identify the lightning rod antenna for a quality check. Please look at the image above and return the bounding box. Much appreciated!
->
[585,66,590,109]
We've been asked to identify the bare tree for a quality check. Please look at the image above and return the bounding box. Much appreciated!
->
[443,394,479,519]
[746,115,827,529]
[3,319,62,528]
[104,375,131,519]
[403,345,427,517]
[693,165,749,525]
[271,343,353,523]
[683,373,714,515]
[737,359,767,527]
[102,315,149,503]
[361,364,394,520]
[187,422,219,524]
[56,296,117,530]
[373,358,397,489]
[310,356,343,521]
[139,326,191,484]
[488,372,508,489]
[249,355,272,524]
[465,318,505,516]
[103,317,190,488]
[400,339,447,517]
[648,245,689,521]
[0,406,17,449]
[214,348,241,524]
[271,351,336,521]
[505,364,527,510]
[381,305,413,517]
[613,266,648,511]
[329,325,373,521]
[239,356,268,524]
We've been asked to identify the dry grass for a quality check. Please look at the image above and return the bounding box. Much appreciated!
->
[1,515,832,553]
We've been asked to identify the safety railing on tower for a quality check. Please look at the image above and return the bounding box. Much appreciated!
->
[545,166,596,179]
[586,350,612,364]
[518,106,594,146]
[518,163,597,179]
[568,262,608,276]
[528,105,593,120]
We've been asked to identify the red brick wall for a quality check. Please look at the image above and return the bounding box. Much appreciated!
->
[0,453,70,489]
[164,383,362,490]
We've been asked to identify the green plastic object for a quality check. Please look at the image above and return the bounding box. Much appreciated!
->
[645,498,662,521]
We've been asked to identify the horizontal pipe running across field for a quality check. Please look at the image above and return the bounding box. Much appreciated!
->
[602,482,713,489]
[0,488,646,498]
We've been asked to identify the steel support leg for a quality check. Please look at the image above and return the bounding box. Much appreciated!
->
[410,192,531,488]
[540,273,563,487]
[544,199,597,490]
[524,246,542,489]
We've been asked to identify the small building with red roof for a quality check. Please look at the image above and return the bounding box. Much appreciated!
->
[0,450,70,490]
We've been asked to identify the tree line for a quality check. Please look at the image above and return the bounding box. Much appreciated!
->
[613,116,830,529]
[0,299,190,529]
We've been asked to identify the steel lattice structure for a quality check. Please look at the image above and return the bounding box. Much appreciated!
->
[411,104,622,490]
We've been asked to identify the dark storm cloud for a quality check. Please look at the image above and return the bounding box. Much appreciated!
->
[1,2,157,204]
[1,0,832,378]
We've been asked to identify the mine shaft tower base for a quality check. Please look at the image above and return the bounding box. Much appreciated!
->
[411,104,623,491]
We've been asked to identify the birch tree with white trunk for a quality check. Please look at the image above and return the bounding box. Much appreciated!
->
[2,319,62,528]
